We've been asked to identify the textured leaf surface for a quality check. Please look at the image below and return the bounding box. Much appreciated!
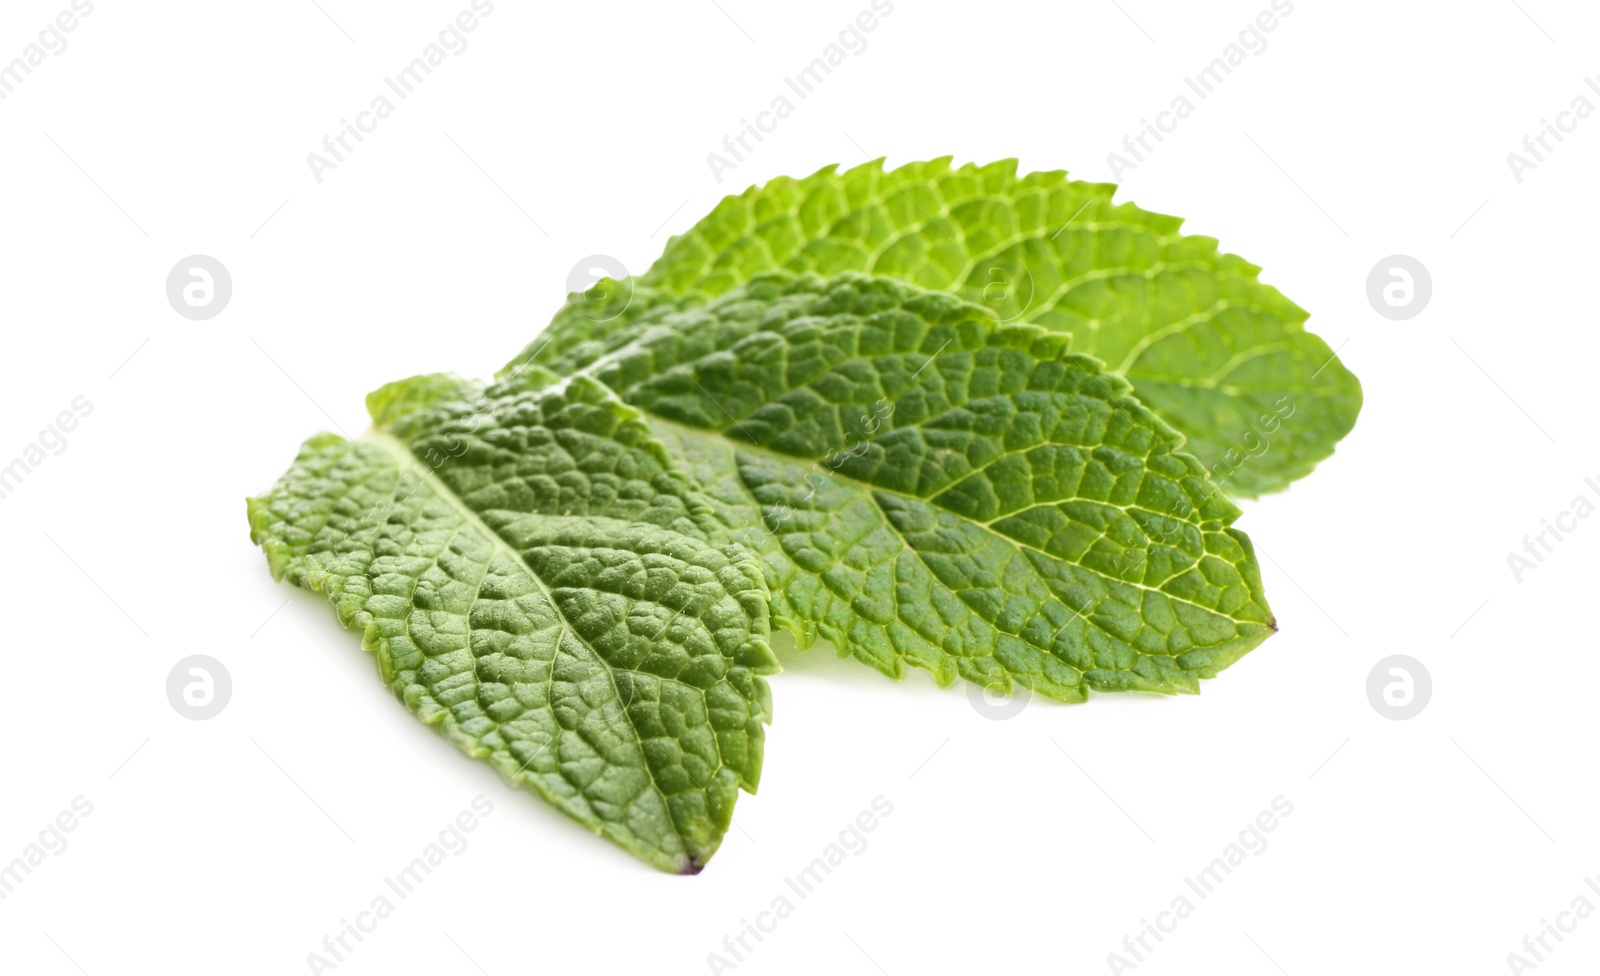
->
[640,157,1361,497]
[248,376,776,873]
[504,273,1275,701]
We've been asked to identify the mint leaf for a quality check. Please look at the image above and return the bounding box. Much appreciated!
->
[248,375,776,873]
[504,273,1275,701]
[639,158,1361,497]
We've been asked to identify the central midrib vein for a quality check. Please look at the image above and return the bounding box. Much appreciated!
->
[503,297,1265,625]
[359,428,699,863]
[639,414,1254,625]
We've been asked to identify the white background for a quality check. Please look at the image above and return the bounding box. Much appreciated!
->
[1,1,1596,973]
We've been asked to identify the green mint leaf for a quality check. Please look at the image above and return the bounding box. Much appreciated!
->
[503,273,1275,701]
[247,375,777,873]
[639,157,1361,498]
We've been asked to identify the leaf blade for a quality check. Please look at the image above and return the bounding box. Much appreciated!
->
[248,377,776,873]
[639,158,1361,497]
[505,272,1274,700]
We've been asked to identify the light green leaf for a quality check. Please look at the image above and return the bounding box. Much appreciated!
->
[639,157,1361,497]
[247,375,776,873]
[503,272,1275,701]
